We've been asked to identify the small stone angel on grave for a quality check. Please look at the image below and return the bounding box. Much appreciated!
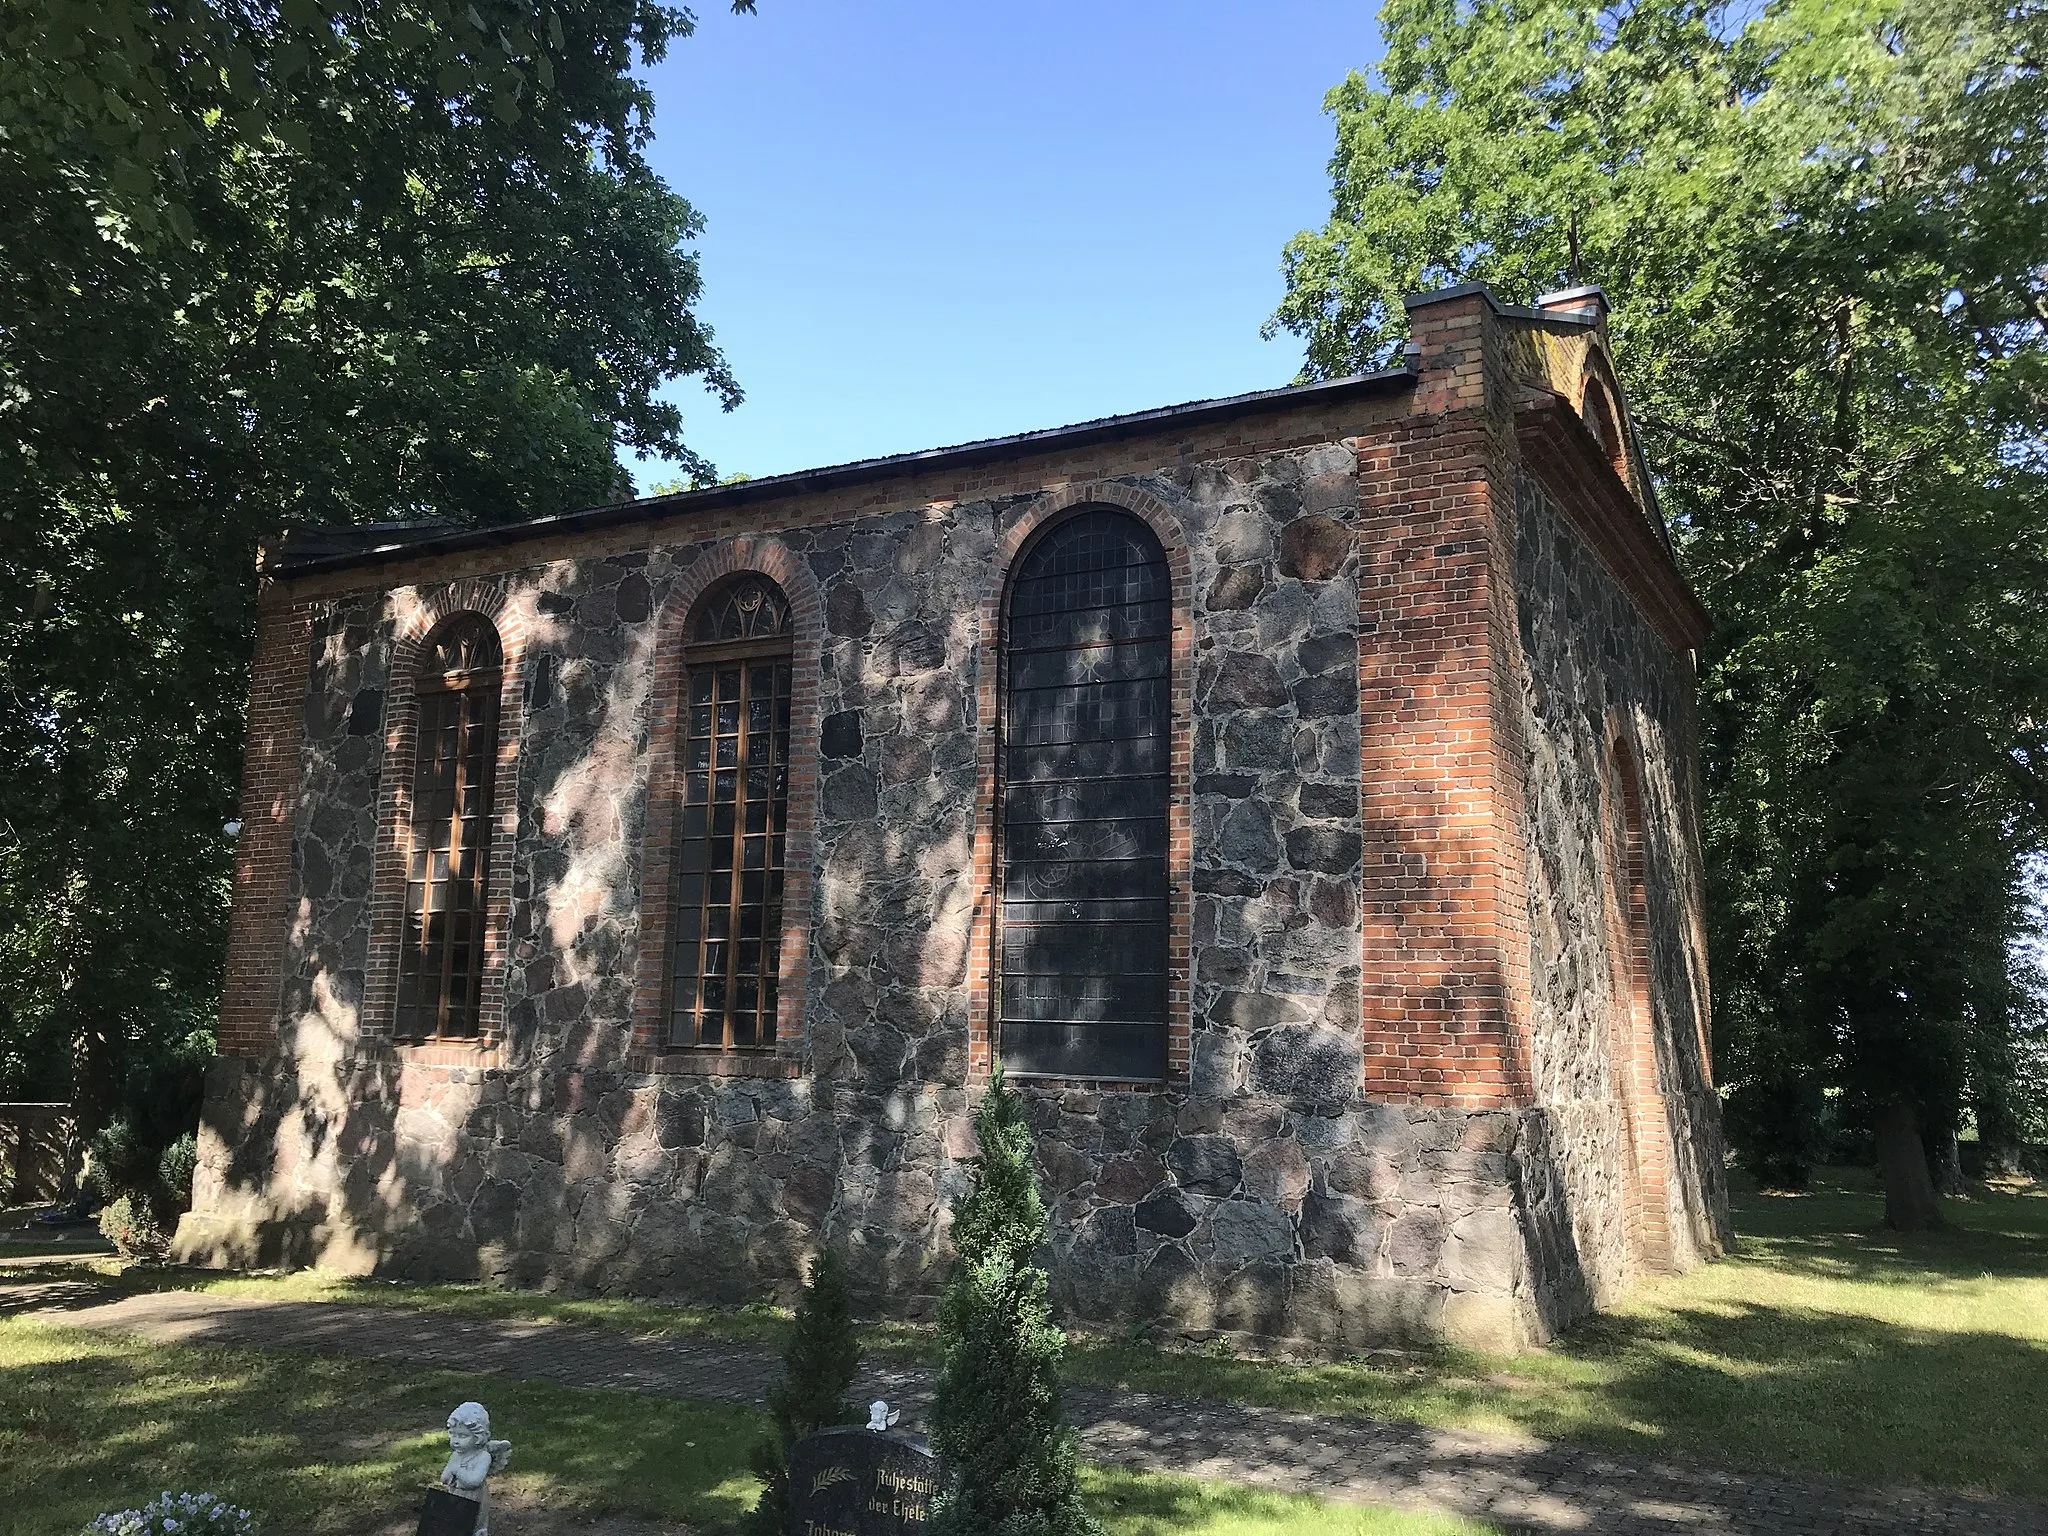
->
[866,1400,901,1432]
[439,1401,513,1534]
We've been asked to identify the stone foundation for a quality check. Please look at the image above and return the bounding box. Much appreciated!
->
[180,1055,1558,1351]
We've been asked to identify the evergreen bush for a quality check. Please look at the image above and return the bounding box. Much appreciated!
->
[929,1068,1100,1536]
[82,1119,151,1207]
[97,1193,169,1260]
[746,1247,862,1535]
[158,1132,199,1212]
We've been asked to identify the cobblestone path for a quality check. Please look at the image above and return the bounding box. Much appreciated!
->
[7,1282,2041,1536]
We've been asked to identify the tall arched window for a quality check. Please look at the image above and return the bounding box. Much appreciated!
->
[669,574,794,1050]
[396,614,502,1039]
[1000,510,1171,1080]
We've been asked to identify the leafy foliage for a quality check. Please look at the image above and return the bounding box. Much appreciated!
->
[930,1069,1100,1536]
[747,1247,862,1536]
[0,0,739,1128]
[1272,0,2048,1215]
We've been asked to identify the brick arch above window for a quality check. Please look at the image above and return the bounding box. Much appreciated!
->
[632,537,824,1076]
[969,482,1197,1086]
[386,577,527,679]
[363,578,528,1065]
[1579,358,1635,496]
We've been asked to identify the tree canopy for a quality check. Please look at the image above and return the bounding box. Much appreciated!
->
[0,0,738,1129]
[1272,0,2048,1223]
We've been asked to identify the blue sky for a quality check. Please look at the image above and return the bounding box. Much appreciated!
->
[630,1,1385,488]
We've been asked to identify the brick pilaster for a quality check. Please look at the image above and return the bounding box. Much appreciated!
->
[1355,290,1536,1107]
[216,583,313,1059]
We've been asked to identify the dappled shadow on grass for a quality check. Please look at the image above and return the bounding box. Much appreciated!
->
[0,1319,765,1536]
[1081,1466,1496,1536]
[9,1176,2045,1507]
[1066,1333,1505,1428]
[1724,1181,2048,1287]
[1538,1301,2048,1495]
[0,1258,810,1349]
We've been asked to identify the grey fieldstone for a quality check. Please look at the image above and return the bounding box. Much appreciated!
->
[1250,1025,1361,1104]
[1168,1135,1243,1197]
[1209,1200,1294,1266]
[1134,1188,1201,1239]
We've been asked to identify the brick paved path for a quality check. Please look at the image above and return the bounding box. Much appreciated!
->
[6,1281,2042,1536]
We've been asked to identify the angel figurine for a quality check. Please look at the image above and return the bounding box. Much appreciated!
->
[439,1401,513,1534]
[866,1399,901,1432]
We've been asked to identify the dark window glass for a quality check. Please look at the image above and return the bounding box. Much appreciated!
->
[1000,511,1170,1080]
[670,577,794,1049]
[396,614,502,1039]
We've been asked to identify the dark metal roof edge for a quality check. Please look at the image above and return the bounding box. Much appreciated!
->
[1403,280,1499,312]
[1500,302,1599,328]
[1402,280,1599,329]
[272,367,1417,578]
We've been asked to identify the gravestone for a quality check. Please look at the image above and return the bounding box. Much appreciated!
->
[415,1487,479,1536]
[787,1426,937,1536]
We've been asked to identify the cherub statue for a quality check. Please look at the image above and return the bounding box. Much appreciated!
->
[866,1399,901,1432]
[439,1401,513,1534]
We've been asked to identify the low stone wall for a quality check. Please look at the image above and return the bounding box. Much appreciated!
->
[0,1103,78,1204]
[177,1057,1557,1351]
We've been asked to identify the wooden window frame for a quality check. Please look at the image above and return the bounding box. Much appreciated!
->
[394,615,502,1042]
[628,540,823,1079]
[664,580,795,1054]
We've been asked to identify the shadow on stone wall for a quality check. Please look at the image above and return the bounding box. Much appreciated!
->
[181,450,1729,1357]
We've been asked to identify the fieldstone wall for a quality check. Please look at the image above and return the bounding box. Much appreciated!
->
[1513,476,1730,1324]
[182,440,1563,1350]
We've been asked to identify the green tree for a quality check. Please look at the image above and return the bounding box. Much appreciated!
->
[929,1069,1099,1536]
[1271,0,2048,1226]
[747,1247,863,1536]
[0,1,741,1134]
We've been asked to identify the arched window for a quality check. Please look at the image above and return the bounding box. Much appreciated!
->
[669,574,794,1050]
[396,613,502,1039]
[999,511,1171,1080]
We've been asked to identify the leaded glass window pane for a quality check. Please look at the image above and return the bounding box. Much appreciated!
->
[694,575,792,644]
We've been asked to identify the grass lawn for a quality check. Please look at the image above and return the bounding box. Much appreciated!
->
[0,1320,1489,1536]
[10,1168,2044,1503]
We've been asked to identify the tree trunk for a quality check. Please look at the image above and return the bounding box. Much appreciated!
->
[1927,1128,1966,1196]
[1973,1089,2026,1177]
[1875,1099,1946,1230]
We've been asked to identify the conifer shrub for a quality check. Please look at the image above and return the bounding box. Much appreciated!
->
[746,1247,862,1535]
[929,1068,1101,1536]
[97,1193,169,1260]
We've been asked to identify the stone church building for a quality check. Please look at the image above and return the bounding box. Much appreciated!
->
[176,283,1731,1350]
